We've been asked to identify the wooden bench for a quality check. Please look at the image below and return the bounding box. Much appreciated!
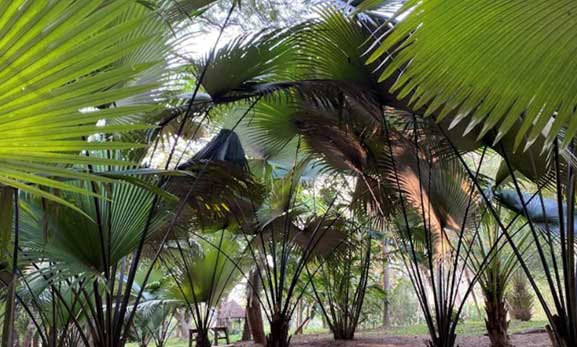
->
[188,327,230,346]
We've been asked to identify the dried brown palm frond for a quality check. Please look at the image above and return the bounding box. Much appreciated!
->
[165,129,264,230]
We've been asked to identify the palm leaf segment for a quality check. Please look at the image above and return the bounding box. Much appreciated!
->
[0,0,168,204]
[369,0,577,150]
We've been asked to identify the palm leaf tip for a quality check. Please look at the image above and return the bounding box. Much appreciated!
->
[371,0,577,149]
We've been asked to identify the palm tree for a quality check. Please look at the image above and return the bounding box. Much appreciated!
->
[161,232,242,347]
[466,204,533,347]
[307,215,373,340]
[363,2,577,345]
[493,185,577,347]
[16,159,170,346]
[195,9,503,347]
[234,160,349,347]
[128,264,179,347]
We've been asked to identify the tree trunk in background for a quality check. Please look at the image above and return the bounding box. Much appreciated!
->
[22,321,36,347]
[485,298,510,347]
[241,313,251,341]
[246,269,265,345]
[1,273,16,347]
[382,239,391,328]
[295,301,303,335]
[176,308,190,339]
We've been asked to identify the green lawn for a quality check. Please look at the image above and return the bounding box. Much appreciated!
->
[126,320,548,346]
[379,319,548,336]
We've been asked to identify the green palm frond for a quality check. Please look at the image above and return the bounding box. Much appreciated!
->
[197,28,299,99]
[468,210,533,298]
[161,0,224,22]
[369,0,577,149]
[298,8,380,87]
[221,98,300,159]
[0,0,168,205]
[169,232,241,305]
[19,154,169,278]
[16,276,87,329]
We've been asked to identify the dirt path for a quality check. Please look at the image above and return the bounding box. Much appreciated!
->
[235,331,552,347]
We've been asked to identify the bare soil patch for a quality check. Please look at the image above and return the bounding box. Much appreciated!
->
[235,330,552,347]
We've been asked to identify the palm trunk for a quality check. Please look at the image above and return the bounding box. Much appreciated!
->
[266,313,290,347]
[485,298,510,347]
[195,329,211,347]
[332,323,355,340]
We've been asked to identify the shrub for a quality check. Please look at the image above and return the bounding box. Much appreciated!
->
[506,271,533,321]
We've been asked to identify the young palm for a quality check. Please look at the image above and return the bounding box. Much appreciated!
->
[466,206,532,347]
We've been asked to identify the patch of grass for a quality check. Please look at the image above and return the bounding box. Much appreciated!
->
[375,319,548,337]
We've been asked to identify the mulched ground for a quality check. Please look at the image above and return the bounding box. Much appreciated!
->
[235,330,552,347]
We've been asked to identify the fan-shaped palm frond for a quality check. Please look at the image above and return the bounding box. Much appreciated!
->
[384,134,480,253]
[168,232,241,306]
[0,0,168,206]
[296,215,349,257]
[197,28,299,100]
[369,0,577,149]
[19,152,169,279]
[298,8,381,88]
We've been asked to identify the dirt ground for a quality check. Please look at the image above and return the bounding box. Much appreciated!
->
[235,331,552,347]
